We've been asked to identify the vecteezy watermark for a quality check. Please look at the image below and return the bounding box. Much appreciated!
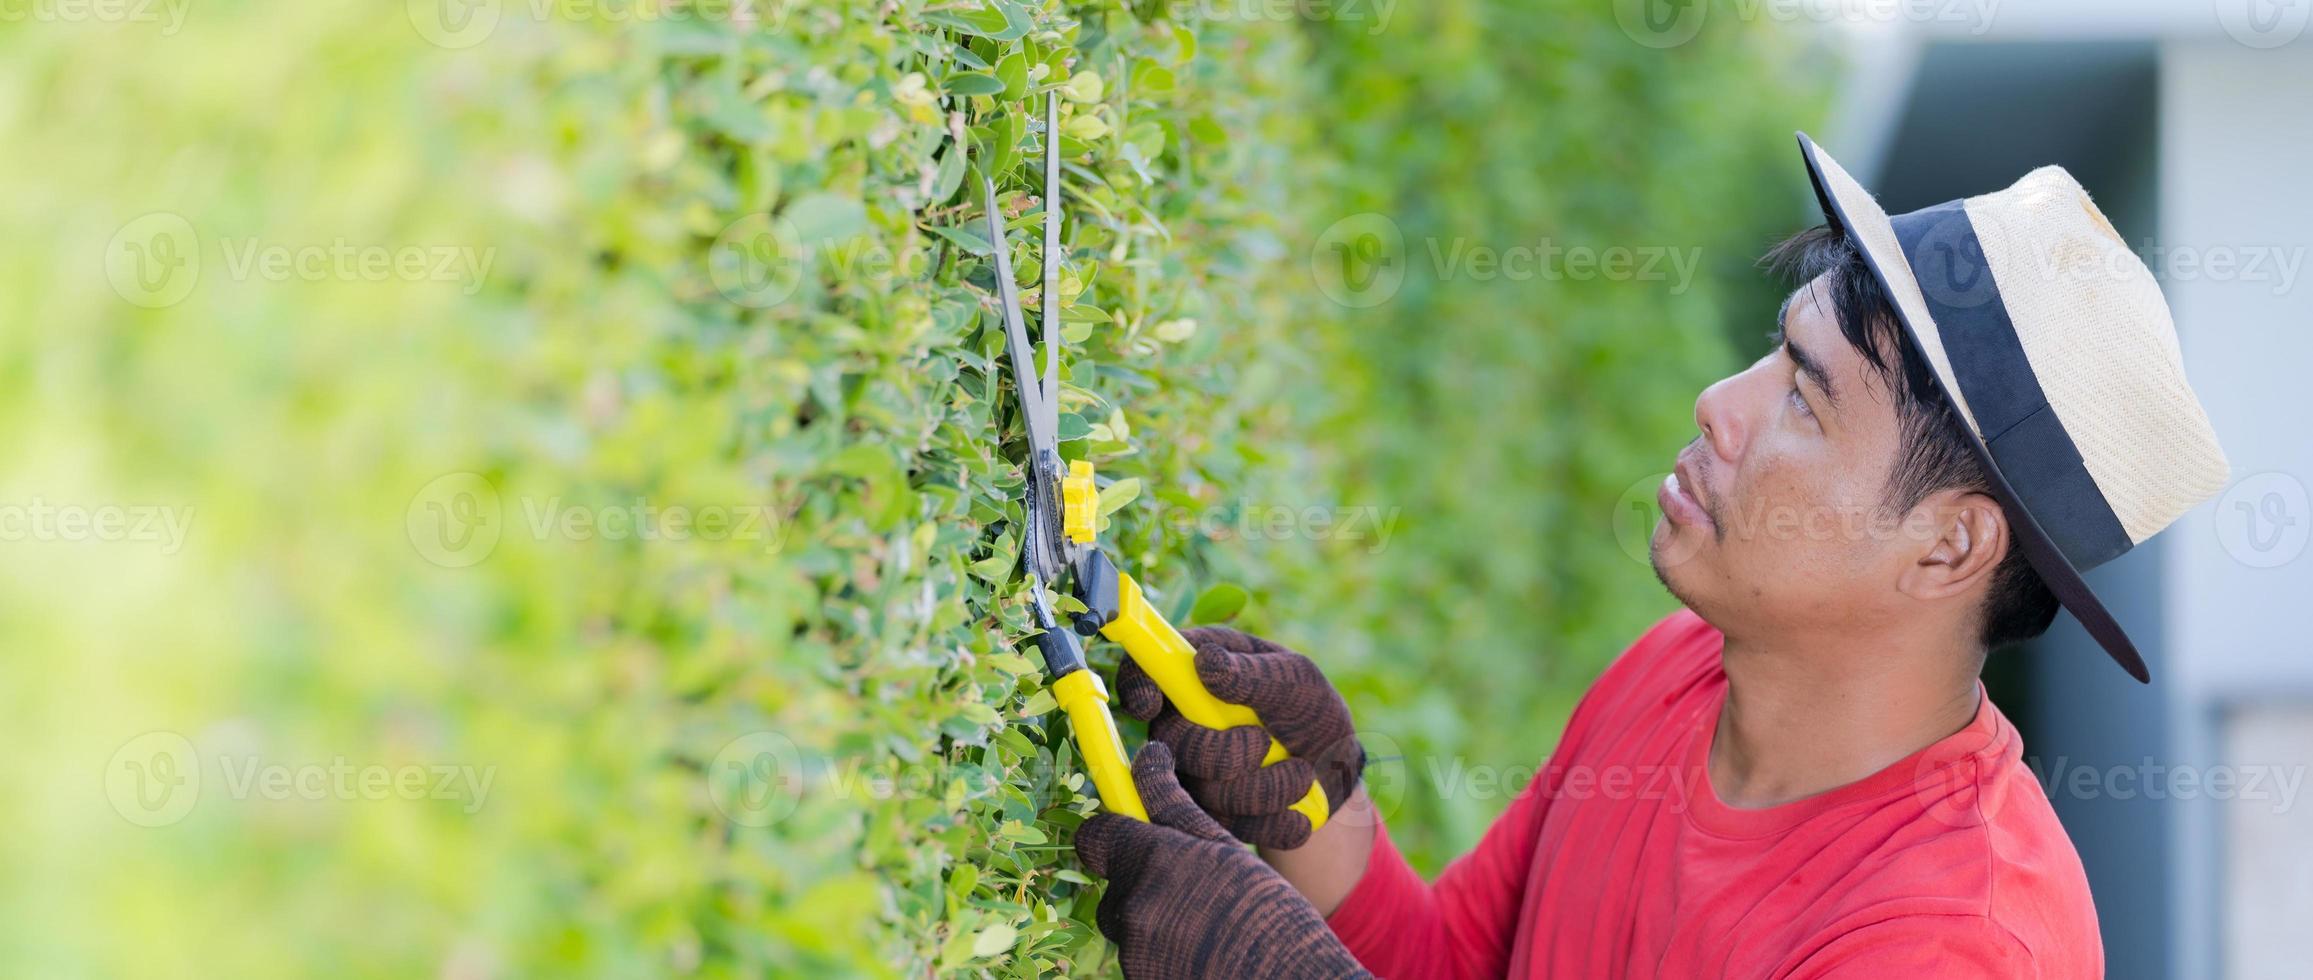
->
[1403,750,2303,820]
[1149,0,1397,35]
[1310,212,1702,308]
[1611,471,2012,569]
[1156,501,1403,554]
[2027,756,2305,813]
[1615,473,1701,567]
[708,731,805,827]
[406,0,789,50]
[405,472,791,568]
[702,729,1410,828]
[0,0,190,34]
[0,499,194,554]
[105,730,496,827]
[2218,0,2310,49]
[1910,206,2309,302]
[709,214,805,309]
[704,214,928,310]
[105,211,494,308]
[693,723,2308,834]
[1615,0,1999,49]
[1309,213,1405,310]
[2216,471,2308,569]
[2135,242,2307,295]
[106,212,201,309]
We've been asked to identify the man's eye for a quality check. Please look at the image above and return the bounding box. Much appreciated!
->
[1787,384,1815,419]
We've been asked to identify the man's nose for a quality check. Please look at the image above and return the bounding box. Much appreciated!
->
[1693,375,1745,463]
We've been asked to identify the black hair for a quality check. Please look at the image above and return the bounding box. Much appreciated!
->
[1762,225,2061,653]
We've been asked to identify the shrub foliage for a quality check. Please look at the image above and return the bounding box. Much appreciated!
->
[2,0,1815,976]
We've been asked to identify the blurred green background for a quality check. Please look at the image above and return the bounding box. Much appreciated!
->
[0,0,1822,976]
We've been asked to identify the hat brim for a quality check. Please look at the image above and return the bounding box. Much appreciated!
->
[1792,132,2151,684]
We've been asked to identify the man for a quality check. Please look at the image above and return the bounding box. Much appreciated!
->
[1073,134,2230,978]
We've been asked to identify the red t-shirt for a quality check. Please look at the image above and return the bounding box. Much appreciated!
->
[1326,610,2102,978]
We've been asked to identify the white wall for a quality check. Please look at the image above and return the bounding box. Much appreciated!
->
[2159,38,2313,980]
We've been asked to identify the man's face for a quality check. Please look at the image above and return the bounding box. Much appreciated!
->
[1651,274,1922,636]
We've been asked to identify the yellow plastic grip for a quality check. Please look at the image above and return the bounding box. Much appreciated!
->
[1053,669,1148,822]
[1061,460,1098,544]
[1099,572,1331,832]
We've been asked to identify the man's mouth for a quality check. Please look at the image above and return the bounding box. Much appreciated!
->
[1660,452,1716,533]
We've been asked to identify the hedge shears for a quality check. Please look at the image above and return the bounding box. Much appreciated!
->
[981,93,1328,830]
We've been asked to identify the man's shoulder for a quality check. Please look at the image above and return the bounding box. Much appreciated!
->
[1812,720,2103,975]
[1976,747,2104,973]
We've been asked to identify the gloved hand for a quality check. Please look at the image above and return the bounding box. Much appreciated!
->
[1074,743,1372,980]
[1115,627,1362,849]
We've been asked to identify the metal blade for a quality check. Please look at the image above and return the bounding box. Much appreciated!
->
[983,173,1055,452]
[1040,93,1062,415]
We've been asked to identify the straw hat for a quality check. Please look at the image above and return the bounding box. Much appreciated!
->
[1794,133,2228,683]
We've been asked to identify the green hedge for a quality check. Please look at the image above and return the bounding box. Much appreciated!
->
[1,1,1816,977]
[513,2,1339,974]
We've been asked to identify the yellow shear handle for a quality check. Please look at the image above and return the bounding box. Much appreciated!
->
[1099,573,1331,832]
[1054,669,1148,822]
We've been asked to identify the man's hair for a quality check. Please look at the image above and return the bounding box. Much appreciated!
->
[1763,225,2061,652]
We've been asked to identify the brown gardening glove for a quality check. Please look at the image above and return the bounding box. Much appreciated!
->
[1074,743,1372,980]
[1116,627,1363,849]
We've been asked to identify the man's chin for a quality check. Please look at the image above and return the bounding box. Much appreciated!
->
[1648,530,1707,612]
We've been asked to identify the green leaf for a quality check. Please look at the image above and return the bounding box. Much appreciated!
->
[1131,60,1176,95]
[995,51,1027,101]
[931,145,969,204]
[946,71,1006,97]
[983,651,1037,675]
[923,0,1027,39]
[1095,478,1139,517]
[969,552,1015,583]
[927,223,994,256]
[1188,583,1250,624]
[998,820,1047,844]
[971,922,1019,958]
[1018,687,1058,718]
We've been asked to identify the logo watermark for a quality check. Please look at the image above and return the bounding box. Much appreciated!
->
[702,728,1411,828]
[1311,212,1703,308]
[1910,207,2307,306]
[407,0,790,50]
[406,472,791,568]
[0,0,190,34]
[708,214,809,309]
[1157,501,1402,554]
[1615,0,2000,49]
[106,730,495,826]
[105,212,493,307]
[2216,471,2307,569]
[1613,471,1972,569]
[2218,0,2309,49]
[0,499,194,554]
[694,723,2307,836]
[1151,0,1396,34]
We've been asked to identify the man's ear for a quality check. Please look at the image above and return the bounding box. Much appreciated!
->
[1896,490,2007,602]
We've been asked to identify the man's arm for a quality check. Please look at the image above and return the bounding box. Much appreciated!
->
[1305,775,1555,980]
[1115,627,1576,978]
[1259,787,1376,915]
